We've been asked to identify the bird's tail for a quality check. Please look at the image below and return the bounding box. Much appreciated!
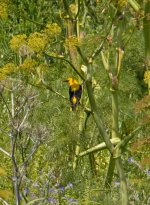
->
[70,96,78,111]
[70,104,78,111]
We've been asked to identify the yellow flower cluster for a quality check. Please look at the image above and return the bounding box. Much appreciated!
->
[0,63,17,81]
[10,34,27,53]
[65,36,80,48]
[0,0,9,20]
[9,23,62,56]
[112,0,127,9]
[20,59,38,72]
[0,190,13,200]
[28,32,48,53]
[144,70,150,84]
[44,23,61,38]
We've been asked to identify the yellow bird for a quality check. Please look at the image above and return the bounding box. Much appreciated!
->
[65,77,82,111]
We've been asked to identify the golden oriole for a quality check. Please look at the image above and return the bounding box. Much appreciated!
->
[65,77,82,111]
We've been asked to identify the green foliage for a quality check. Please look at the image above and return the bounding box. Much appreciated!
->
[0,0,149,205]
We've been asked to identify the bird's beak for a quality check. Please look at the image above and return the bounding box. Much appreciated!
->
[64,79,69,82]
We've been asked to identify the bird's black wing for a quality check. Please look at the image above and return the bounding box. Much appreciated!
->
[75,85,82,101]
[69,86,74,101]
[69,85,82,101]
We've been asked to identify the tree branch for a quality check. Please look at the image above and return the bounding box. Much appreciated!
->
[85,64,114,154]
[17,109,29,131]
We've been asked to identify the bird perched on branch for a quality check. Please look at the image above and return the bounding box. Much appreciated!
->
[64,77,82,111]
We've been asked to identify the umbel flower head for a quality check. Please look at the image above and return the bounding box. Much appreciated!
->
[28,32,48,53]
[43,23,61,38]
[20,59,38,72]
[0,63,17,81]
[10,34,27,53]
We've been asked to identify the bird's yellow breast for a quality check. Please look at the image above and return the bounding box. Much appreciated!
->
[70,84,80,92]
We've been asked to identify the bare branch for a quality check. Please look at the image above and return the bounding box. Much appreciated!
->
[11,92,15,118]
[17,109,29,131]
[14,97,28,118]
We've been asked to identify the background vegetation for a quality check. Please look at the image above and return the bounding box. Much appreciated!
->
[0,0,150,205]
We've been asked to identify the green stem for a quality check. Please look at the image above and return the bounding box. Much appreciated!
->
[104,156,115,188]
[117,126,141,150]
[73,111,86,170]
[85,64,114,154]
[79,138,120,157]
[104,90,119,188]
[143,1,150,68]
[128,0,141,12]
[111,90,119,139]
[143,1,150,94]
[116,157,128,205]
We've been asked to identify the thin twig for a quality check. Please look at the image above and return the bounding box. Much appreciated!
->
[76,46,88,64]
[29,82,66,99]
[19,142,41,186]
[90,11,117,61]
[14,98,28,118]
[11,92,15,118]
[45,53,85,80]
[0,147,11,157]
[0,93,12,118]
[118,126,141,149]
[42,82,67,99]
[17,109,29,131]
[20,142,40,168]
[0,197,10,205]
